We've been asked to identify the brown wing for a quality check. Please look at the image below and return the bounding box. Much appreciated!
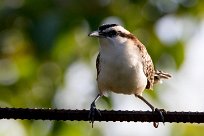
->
[143,54,155,90]
[135,39,155,90]
[96,53,100,80]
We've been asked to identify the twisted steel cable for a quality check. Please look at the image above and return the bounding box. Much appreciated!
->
[0,108,203,123]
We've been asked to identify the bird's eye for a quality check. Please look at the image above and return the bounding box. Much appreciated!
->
[107,30,117,37]
[100,30,118,37]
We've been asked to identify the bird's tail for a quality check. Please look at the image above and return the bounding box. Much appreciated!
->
[154,69,172,84]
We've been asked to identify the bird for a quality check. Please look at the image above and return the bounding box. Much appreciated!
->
[88,24,171,128]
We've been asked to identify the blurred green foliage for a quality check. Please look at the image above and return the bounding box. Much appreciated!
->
[0,0,204,135]
[171,124,204,136]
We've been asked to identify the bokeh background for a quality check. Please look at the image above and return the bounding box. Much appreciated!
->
[0,0,204,135]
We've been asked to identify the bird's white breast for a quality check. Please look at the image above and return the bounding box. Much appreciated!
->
[98,38,147,95]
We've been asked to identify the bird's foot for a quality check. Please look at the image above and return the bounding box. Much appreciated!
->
[88,102,101,128]
[153,108,166,128]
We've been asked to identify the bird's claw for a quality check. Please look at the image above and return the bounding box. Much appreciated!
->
[153,108,166,128]
[88,102,101,128]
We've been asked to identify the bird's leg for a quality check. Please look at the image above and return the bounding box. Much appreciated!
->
[88,94,102,128]
[135,94,165,128]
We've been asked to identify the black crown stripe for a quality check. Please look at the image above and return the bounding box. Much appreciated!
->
[99,24,118,31]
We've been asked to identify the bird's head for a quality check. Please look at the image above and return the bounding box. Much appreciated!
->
[89,24,135,44]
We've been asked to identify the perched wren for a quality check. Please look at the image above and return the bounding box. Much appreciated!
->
[88,24,171,127]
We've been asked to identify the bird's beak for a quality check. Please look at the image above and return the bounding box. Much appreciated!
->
[88,31,100,37]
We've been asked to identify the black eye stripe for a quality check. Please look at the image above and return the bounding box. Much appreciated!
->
[102,30,118,37]
[108,30,117,36]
